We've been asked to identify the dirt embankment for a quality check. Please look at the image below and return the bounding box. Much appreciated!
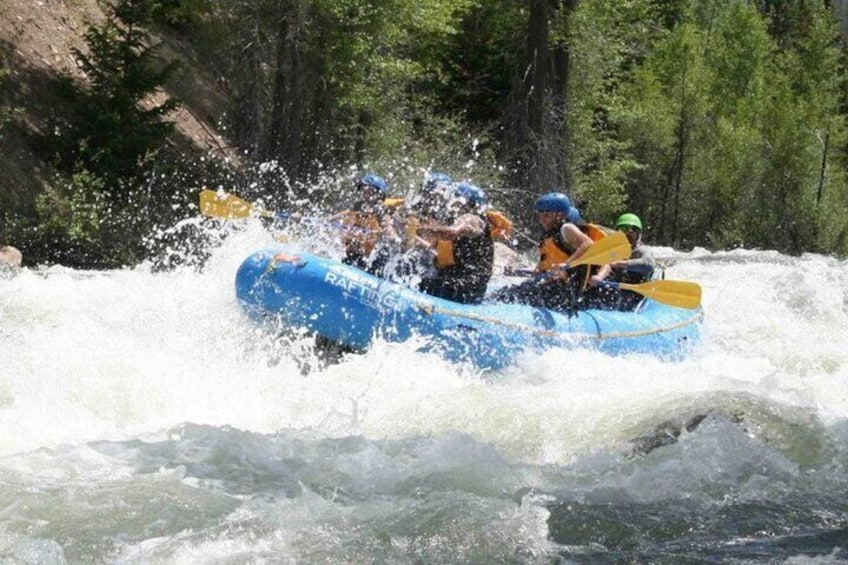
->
[0,0,233,216]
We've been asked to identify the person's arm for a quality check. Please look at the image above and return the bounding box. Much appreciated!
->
[560,223,593,263]
[417,213,485,240]
[613,245,656,276]
[380,214,401,245]
[591,242,656,286]
[589,264,612,286]
[546,223,593,280]
[325,210,350,223]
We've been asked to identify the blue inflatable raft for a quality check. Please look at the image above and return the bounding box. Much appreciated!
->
[235,247,703,370]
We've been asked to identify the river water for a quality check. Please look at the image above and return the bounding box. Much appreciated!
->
[2,219,848,563]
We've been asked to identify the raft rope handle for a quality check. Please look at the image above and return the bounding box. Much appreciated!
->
[416,303,704,342]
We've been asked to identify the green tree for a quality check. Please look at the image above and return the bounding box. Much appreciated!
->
[495,0,578,203]
[60,0,179,189]
[564,0,661,223]
[756,4,848,254]
[610,1,848,254]
[215,0,474,200]
[687,2,773,250]
[29,0,185,267]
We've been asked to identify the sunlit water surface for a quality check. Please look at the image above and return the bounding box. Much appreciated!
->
[2,219,848,563]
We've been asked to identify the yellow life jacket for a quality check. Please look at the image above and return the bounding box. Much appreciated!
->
[340,210,382,256]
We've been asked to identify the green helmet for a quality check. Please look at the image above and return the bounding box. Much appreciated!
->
[616,213,643,231]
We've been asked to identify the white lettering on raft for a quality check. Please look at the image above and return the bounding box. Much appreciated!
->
[324,271,400,310]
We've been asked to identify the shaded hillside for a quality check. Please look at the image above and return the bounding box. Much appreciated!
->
[0,0,234,222]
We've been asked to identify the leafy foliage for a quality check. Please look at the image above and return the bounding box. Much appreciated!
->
[27,0,187,266]
[61,0,179,188]
[607,1,848,254]
[8,0,848,264]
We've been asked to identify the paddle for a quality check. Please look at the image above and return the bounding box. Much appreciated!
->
[601,279,702,309]
[198,189,386,237]
[199,189,350,227]
[518,231,630,280]
[565,232,631,267]
[199,189,278,220]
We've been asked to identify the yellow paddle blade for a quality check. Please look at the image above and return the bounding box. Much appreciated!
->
[383,197,405,209]
[403,217,420,247]
[570,231,631,268]
[619,279,702,309]
[199,189,255,219]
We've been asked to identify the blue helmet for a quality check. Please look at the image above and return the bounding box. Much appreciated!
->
[425,172,452,191]
[567,206,582,224]
[535,192,572,214]
[454,182,488,209]
[357,173,388,194]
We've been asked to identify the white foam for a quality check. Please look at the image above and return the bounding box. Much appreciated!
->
[1,227,846,466]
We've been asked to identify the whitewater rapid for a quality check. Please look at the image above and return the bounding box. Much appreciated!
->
[3,221,846,457]
[2,218,847,563]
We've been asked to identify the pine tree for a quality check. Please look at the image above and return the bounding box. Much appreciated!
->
[65,0,179,190]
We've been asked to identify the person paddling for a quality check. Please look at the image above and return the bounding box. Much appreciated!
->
[402,171,514,247]
[587,212,657,310]
[489,192,595,311]
[379,171,454,282]
[325,173,400,275]
[414,182,494,304]
[409,171,453,223]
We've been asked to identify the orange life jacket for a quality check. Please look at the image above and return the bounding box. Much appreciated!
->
[339,210,382,257]
[536,223,609,289]
[536,221,609,271]
[430,219,494,302]
[584,223,612,242]
[435,239,456,269]
[434,214,501,269]
[486,210,513,240]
